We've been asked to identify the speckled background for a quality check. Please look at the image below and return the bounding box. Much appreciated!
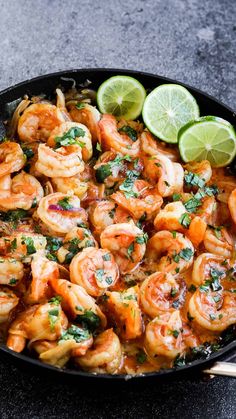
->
[0,0,236,417]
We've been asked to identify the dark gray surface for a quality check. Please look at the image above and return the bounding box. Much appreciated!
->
[0,0,236,418]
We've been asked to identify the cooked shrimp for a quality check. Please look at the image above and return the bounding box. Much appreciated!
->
[153,202,207,247]
[51,176,88,199]
[35,143,84,178]
[75,329,122,374]
[143,154,184,197]
[145,311,185,360]
[192,253,227,286]
[49,278,107,327]
[228,188,236,224]
[100,223,146,274]
[197,196,216,224]
[188,289,236,331]
[17,103,66,142]
[99,114,140,157]
[25,253,59,304]
[212,170,236,204]
[47,121,93,162]
[0,142,25,177]
[38,327,93,367]
[89,200,131,236]
[0,257,24,286]
[186,216,207,248]
[70,248,119,297]
[184,161,212,183]
[140,131,179,161]
[36,193,88,235]
[104,286,143,340]
[0,232,47,260]
[146,231,194,274]
[0,287,19,323]
[203,227,233,258]
[140,272,186,318]
[111,180,163,220]
[0,172,44,211]
[154,201,186,232]
[94,151,143,188]
[69,103,101,143]
[7,301,68,352]
[57,226,98,264]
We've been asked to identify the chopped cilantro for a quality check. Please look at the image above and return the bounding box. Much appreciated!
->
[75,310,101,332]
[95,269,105,282]
[48,308,59,331]
[173,193,181,201]
[135,233,148,244]
[174,355,186,367]
[188,284,197,293]
[119,169,139,198]
[179,213,191,228]
[59,324,90,343]
[21,236,36,255]
[96,142,102,152]
[178,248,194,261]
[170,287,178,297]
[127,242,134,261]
[9,278,17,285]
[75,102,86,109]
[22,146,34,159]
[105,276,113,285]
[184,197,202,213]
[102,253,111,261]
[118,125,137,142]
[55,127,85,148]
[49,296,62,305]
[31,197,37,208]
[95,164,112,183]
[136,350,147,364]
[172,329,180,338]
[57,197,73,210]
[10,238,17,251]
[184,172,205,188]
[209,313,216,321]
[172,231,177,239]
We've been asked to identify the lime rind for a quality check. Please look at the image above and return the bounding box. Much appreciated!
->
[178,118,236,168]
[142,84,200,144]
[97,75,146,120]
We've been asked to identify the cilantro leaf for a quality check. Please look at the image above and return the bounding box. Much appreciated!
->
[59,324,91,343]
[55,127,85,148]
[75,310,101,332]
[184,172,205,188]
[179,213,191,228]
[118,125,137,142]
[57,197,73,210]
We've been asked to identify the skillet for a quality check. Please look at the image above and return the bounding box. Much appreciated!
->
[0,68,235,381]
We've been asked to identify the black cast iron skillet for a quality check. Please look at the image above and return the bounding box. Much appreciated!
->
[0,68,235,382]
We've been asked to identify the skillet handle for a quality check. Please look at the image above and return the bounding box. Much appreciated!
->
[203,362,236,378]
[203,352,236,378]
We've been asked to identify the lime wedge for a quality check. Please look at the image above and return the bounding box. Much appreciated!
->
[178,116,236,167]
[142,84,199,143]
[97,76,146,120]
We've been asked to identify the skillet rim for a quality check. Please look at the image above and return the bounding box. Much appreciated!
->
[0,67,235,380]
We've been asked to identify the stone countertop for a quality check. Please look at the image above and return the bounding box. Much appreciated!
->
[0,0,235,417]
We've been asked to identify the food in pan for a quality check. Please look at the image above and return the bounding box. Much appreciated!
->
[0,75,235,375]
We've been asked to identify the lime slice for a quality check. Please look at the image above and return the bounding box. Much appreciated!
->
[97,76,146,120]
[178,116,236,167]
[142,84,199,143]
